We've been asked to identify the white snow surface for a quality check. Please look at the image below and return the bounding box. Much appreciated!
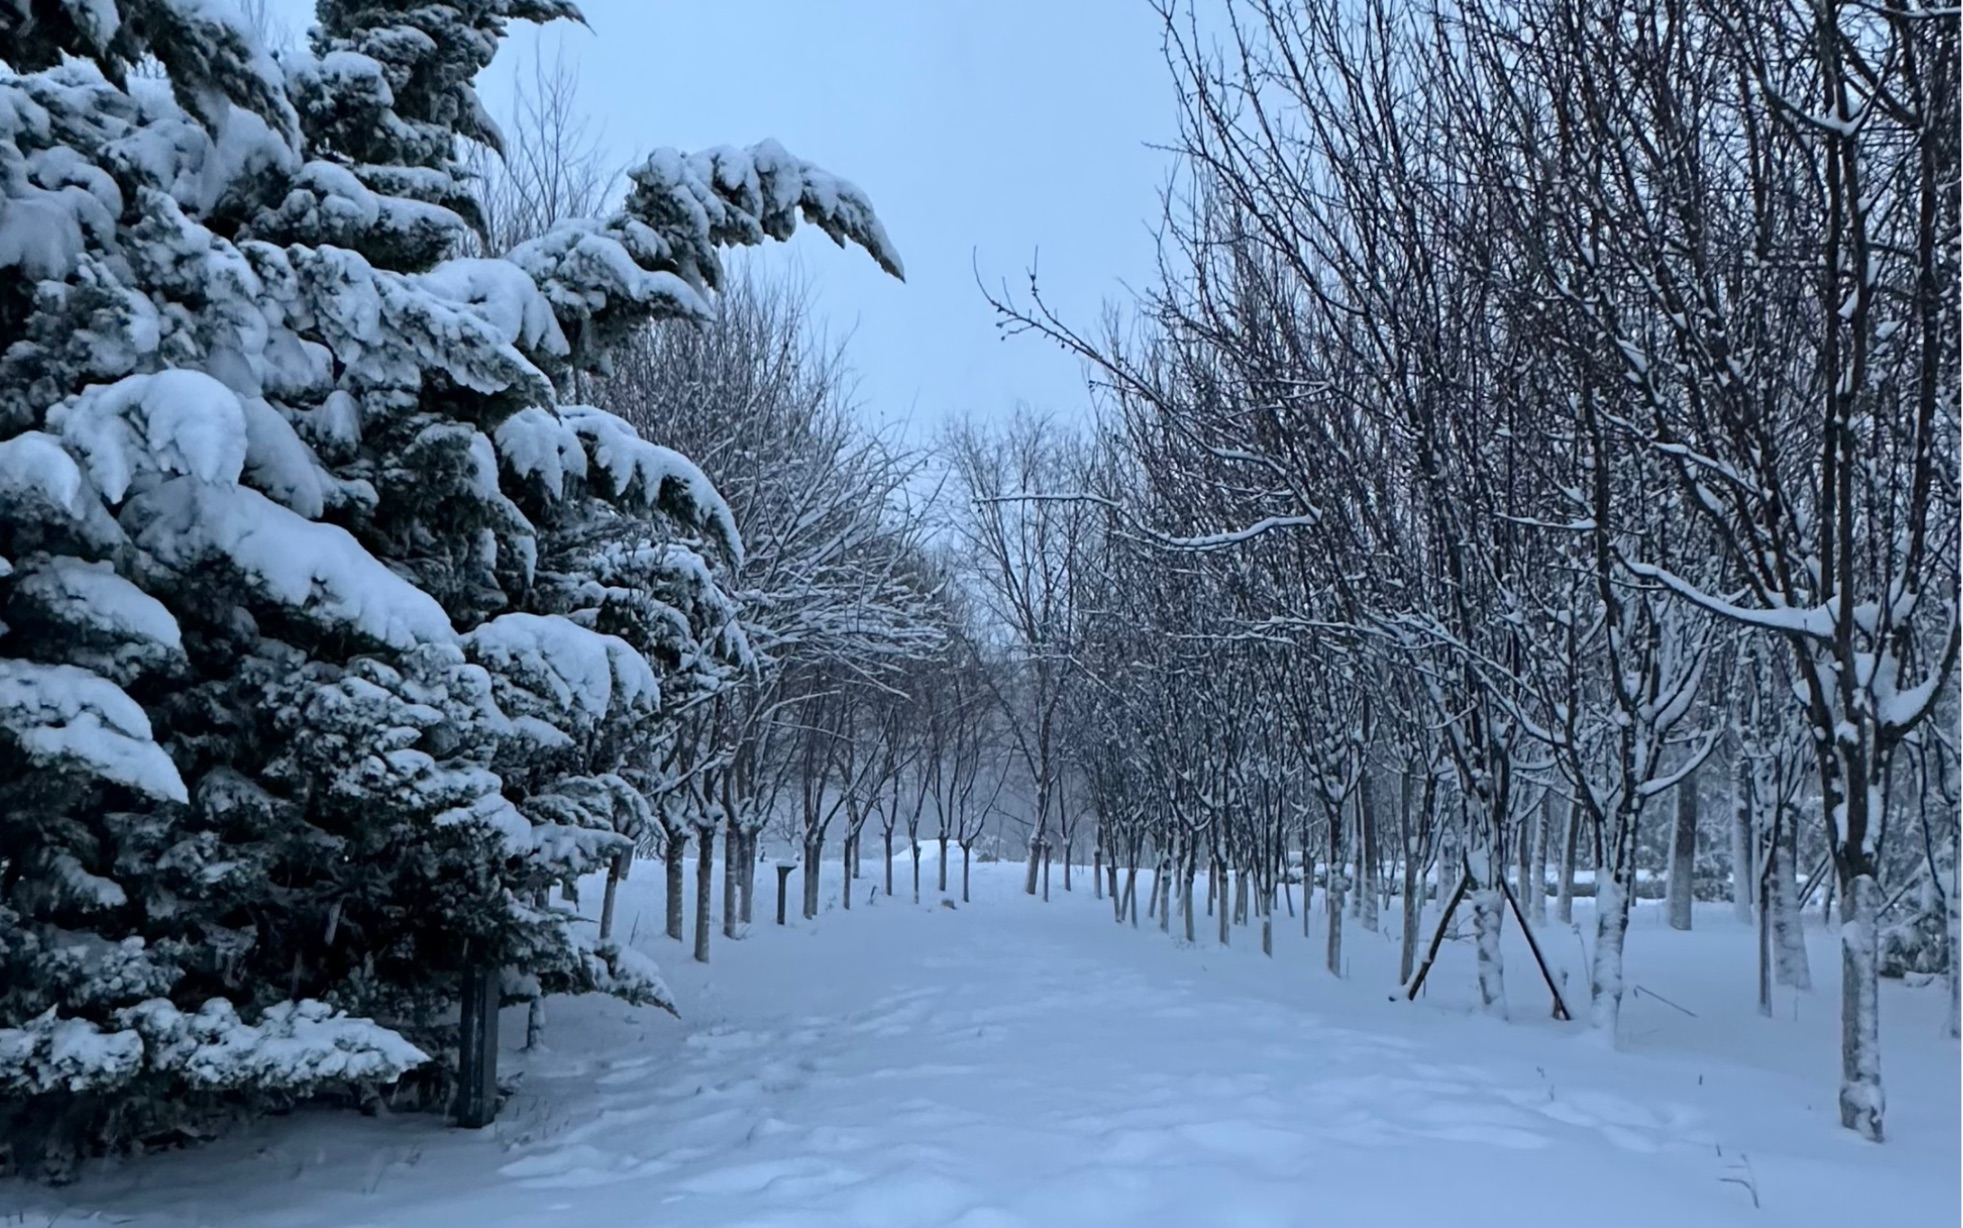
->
[15,863,1957,1227]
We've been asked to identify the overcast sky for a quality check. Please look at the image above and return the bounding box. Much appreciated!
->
[270,1,1179,443]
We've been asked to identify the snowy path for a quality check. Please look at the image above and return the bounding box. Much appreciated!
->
[14,865,1958,1227]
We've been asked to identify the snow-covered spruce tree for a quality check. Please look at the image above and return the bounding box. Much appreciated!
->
[0,4,437,1177]
[0,0,900,1175]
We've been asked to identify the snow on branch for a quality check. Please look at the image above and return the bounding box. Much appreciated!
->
[123,479,457,651]
[622,140,905,291]
[0,658,188,801]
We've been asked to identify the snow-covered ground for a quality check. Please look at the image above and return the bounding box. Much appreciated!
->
[11,857,1957,1227]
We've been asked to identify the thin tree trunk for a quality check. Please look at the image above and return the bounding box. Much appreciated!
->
[802,838,822,919]
[1515,794,1538,927]
[1260,866,1273,956]
[1757,837,1775,1017]
[1217,854,1231,947]
[722,818,739,940]
[693,825,714,963]
[1730,755,1756,924]
[1556,800,1581,925]
[1838,873,1883,1140]
[1590,867,1634,1036]
[1358,773,1380,933]
[525,996,545,1051]
[1302,837,1314,939]
[961,843,972,903]
[885,829,895,900]
[911,842,922,905]
[1181,846,1197,944]
[1325,813,1345,976]
[841,833,854,911]
[664,832,686,942]
[1093,845,1103,901]
[1400,845,1423,986]
[938,837,949,893]
[1473,883,1508,1019]
[1770,807,1811,989]
[1667,770,1698,931]
[600,849,626,941]
[1530,790,1551,923]
[1947,830,1960,1040]
[526,890,547,1049]
[738,829,757,924]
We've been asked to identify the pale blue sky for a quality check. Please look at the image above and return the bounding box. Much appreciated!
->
[269,1,1178,442]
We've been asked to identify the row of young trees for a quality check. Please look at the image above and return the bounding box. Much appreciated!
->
[971,0,1958,1147]
[457,0,1956,1160]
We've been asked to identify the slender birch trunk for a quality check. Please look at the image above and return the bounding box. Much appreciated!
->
[1838,874,1884,1139]
[1770,807,1811,990]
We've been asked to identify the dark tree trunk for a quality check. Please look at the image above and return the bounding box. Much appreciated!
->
[722,817,739,939]
[693,825,714,963]
[802,837,823,918]
[1667,770,1699,932]
[664,832,686,942]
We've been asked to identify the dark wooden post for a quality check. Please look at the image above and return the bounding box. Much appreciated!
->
[775,864,793,925]
[454,956,500,1129]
